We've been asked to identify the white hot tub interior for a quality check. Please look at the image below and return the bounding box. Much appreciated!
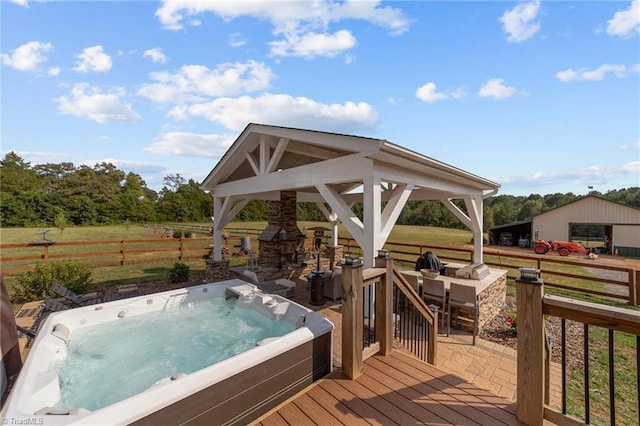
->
[1,279,333,425]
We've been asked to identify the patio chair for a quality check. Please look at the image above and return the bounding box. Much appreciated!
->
[323,266,342,302]
[422,278,447,333]
[43,297,69,312]
[240,270,295,298]
[17,320,44,349]
[399,270,422,296]
[447,282,479,345]
[50,283,103,307]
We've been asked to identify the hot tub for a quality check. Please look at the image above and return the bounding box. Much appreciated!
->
[1,279,334,425]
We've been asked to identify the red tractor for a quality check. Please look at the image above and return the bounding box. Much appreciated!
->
[533,240,588,256]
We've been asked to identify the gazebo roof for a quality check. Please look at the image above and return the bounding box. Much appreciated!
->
[202,123,499,202]
[202,123,499,266]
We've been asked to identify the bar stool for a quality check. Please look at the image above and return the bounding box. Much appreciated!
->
[447,282,479,345]
[422,278,447,333]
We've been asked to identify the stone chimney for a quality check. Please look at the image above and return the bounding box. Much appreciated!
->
[258,191,305,272]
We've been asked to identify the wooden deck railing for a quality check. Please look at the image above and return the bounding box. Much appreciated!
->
[516,275,640,425]
[340,252,437,380]
[391,265,438,364]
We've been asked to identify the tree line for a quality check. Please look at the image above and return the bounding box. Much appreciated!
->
[1,152,638,229]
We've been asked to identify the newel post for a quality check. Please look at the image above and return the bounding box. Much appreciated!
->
[374,250,393,356]
[342,256,364,380]
[516,268,545,426]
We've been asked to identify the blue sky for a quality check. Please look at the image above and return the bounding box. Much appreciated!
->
[2,0,639,196]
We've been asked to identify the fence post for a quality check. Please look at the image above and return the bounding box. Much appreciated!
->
[633,270,640,306]
[120,240,126,266]
[43,245,49,264]
[516,268,545,426]
[374,250,393,356]
[179,237,184,261]
[342,257,364,380]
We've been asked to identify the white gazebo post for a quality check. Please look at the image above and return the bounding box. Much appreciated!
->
[465,193,484,264]
[212,196,223,261]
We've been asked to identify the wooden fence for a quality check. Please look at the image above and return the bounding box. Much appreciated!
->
[0,237,216,276]
[1,231,637,305]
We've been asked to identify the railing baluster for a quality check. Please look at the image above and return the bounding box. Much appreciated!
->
[637,335,639,426]
[393,285,398,339]
[562,318,567,415]
[584,323,590,424]
[372,288,376,346]
[608,329,615,426]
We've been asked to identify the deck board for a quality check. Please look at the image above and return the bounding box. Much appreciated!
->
[384,351,521,425]
[296,385,371,426]
[254,351,524,426]
[364,357,482,425]
[374,355,511,425]
[318,378,398,425]
[275,400,315,425]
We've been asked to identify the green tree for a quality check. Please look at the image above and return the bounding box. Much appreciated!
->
[0,152,45,226]
[517,198,543,221]
[490,195,522,225]
[54,209,68,233]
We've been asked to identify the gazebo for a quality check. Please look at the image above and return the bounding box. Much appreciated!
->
[201,123,500,269]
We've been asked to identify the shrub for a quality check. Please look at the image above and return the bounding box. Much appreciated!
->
[13,260,93,303]
[168,262,190,283]
[184,230,193,238]
[173,230,183,238]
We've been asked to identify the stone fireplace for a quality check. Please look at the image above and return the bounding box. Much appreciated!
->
[258,191,306,273]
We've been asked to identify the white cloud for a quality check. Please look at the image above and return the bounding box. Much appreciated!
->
[495,161,640,187]
[5,150,70,162]
[56,83,141,124]
[415,82,449,103]
[556,63,637,82]
[1,41,53,71]
[155,0,409,58]
[415,83,466,103]
[450,87,467,100]
[269,29,356,58]
[138,60,273,104]
[81,158,165,174]
[478,78,516,99]
[156,1,409,32]
[499,0,541,42]
[228,32,247,48]
[47,67,61,76]
[606,0,640,38]
[620,140,640,150]
[9,0,29,7]
[73,46,112,73]
[143,48,167,64]
[144,132,234,157]
[168,92,378,134]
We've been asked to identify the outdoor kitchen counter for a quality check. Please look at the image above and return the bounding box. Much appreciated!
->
[417,268,508,333]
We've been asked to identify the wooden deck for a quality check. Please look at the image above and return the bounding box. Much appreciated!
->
[254,351,527,426]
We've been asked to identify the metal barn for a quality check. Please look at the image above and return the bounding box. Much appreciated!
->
[532,195,640,257]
